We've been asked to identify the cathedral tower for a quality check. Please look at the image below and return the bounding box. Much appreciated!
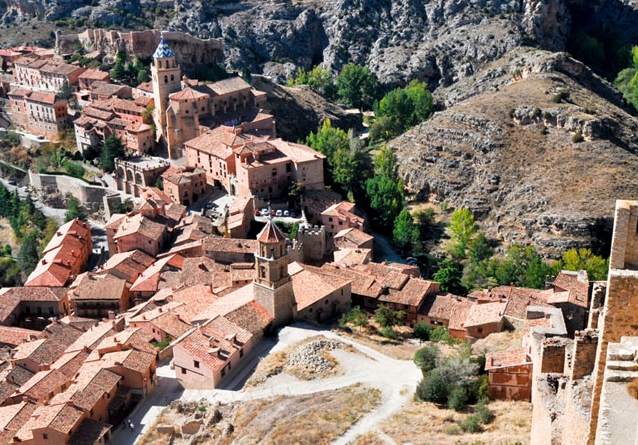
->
[253,218,296,327]
[151,35,181,139]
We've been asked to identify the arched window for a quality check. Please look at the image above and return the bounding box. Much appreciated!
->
[260,266,266,279]
[164,75,168,84]
[171,74,174,82]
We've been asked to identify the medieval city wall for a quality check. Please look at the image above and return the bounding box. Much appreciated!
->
[29,170,114,210]
[56,29,223,70]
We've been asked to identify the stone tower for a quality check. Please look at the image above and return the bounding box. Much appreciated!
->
[151,36,181,141]
[253,219,296,327]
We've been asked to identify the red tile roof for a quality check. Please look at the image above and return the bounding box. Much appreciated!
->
[485,348,532,371]
[257,219,286,244]
[463,302,507,328]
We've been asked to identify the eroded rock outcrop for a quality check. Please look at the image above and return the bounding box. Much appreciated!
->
[390,49,638,258]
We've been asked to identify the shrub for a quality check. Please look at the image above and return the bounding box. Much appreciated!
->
[540,125,548,135]
[543,111,551,120]
[508,108,515,118]
[475,400,495,424]
[430,327,456,344]
[552,90,569,103]
[380,326,397,339]
[413,323,432,342]
[414,344,439,375]
[444,425,461,435]
[571,131,584,143]
[416,369,449,404]
[533,107,541,118]
[62,160,85,178]
[197,405,207,412]
[628,378,638,399]
[459,415,483,433]
[448,385,470,411]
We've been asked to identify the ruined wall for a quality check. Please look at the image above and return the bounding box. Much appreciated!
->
[588,200,638,445]
[571,330,598,380]
[29,170,113,210]
[56,29,223,72]
[541,339,567,374]
[562,376,594,445]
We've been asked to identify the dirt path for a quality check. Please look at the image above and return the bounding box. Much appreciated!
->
[111,324,421,445]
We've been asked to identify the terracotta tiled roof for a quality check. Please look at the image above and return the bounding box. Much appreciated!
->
[334,227,374,247]
[321,201,365,226]
[130,255,179,293]
[184,125,255,157]
[16,368,68,402]
[204,236,257,255]
[169,86,209,101]
[98,249,155,283]
[289,265,350,311]
[5,365,34,387]
[68,418,111,445]
[114,212,167,241]
[152,312,192,339]
[207,76,251,95]
[485,348,531,371]
[15,403,83,441]
[0,326,39,347]
[257,219,286,244]
[0,401,36,444]
[448,299,474,331]
[192,283,255,324]
[550,270,589,308]
[25,90,59,105]
[42,322,84,348]
[78,69,109,81]
[70,273,128,302]
[176,315,252,373]
[172,283,221,322]
[463,302,507,328]
[224,301,273,335]
[12,338,66,368]
[64,321,116,353]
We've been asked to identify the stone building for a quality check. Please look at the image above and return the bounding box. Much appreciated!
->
[9,88,68,140]
[161,165,207,206]
[13,57,85,91]
[114,156,170,197]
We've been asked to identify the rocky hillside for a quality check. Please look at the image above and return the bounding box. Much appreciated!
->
[390,48,638,258]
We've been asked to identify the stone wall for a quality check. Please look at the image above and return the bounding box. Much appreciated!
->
[56,29,223,73]
[571,330,598,380]
[29,170,115,211]
[541,339,567,374]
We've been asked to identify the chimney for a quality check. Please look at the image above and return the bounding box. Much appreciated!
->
[158,307,162,313]
[41,259,46,265]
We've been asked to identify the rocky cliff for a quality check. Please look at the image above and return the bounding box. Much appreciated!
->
[390,48,638,258]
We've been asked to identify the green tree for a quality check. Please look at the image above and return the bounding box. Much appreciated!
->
[58,80,77,109]
[100,135,125,172]
[17,230,40,275]
[365,174,404,229]
[433,258,464,294]
[554,248,609,281]
[446,208,479,259]
[393,209,418,251]
[336,64,379,109]
[339,306,368,330]
[374,304,405,328]
[416,369,450,404]
[413,323,432,343]
[288,65,336,99]
[467,232,493,265]
[65,196,88,222]
[137,68,150,85]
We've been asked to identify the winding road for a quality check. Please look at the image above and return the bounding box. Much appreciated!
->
[111,324,421,445]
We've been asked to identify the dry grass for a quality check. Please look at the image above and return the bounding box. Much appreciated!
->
[334,320,423,360]
[472,329,524,355]
[0,218,19,253]
[348,432,386,445]
[216,384,382,445]
[380,399,532,445]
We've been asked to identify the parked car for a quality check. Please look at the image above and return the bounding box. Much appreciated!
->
[7,179,16,186]
[205,202,213,209]
[260,208,269,216]
[254,209,260,216]
[271,209,276,216]
[283,210,290,217]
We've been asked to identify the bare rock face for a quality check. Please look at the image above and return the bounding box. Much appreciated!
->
[390,49,638,258]
[165,0,572,87]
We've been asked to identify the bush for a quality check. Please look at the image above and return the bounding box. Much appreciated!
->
[414,344,439,374]
[416,369,449,404]
[459,415,483,433]
[448,385,470,411]
[540,125,548,135]
[380,326,397,339]
[475,401,495,424]
[430,327,456,344]
[571,131,584,143]
[413,323,432,342]
[533,107,541,118]
[62,160,85,178]
[508,108,515,118]
[443,425,461,435]
[552,90,569,103]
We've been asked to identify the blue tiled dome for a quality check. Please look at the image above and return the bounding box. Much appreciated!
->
[153,39,175,59]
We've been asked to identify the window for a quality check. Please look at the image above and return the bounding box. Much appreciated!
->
[171,74,175,81]
[164,75,168,84]
[181,367,186,374]
[477,328,483,333]
[221,369,225,377]
[240,349,244,358]
[286,163,291,172]
[271,168,277,177]
[43,433,48,440]
[194,360,200,368]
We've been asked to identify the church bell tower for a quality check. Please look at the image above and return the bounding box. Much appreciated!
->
[151,33,181,139]
[253,218,296,327]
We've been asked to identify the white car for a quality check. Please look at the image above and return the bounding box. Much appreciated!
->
[275,209,283,217]
[283,210,290,217]
[260,208,269,216]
